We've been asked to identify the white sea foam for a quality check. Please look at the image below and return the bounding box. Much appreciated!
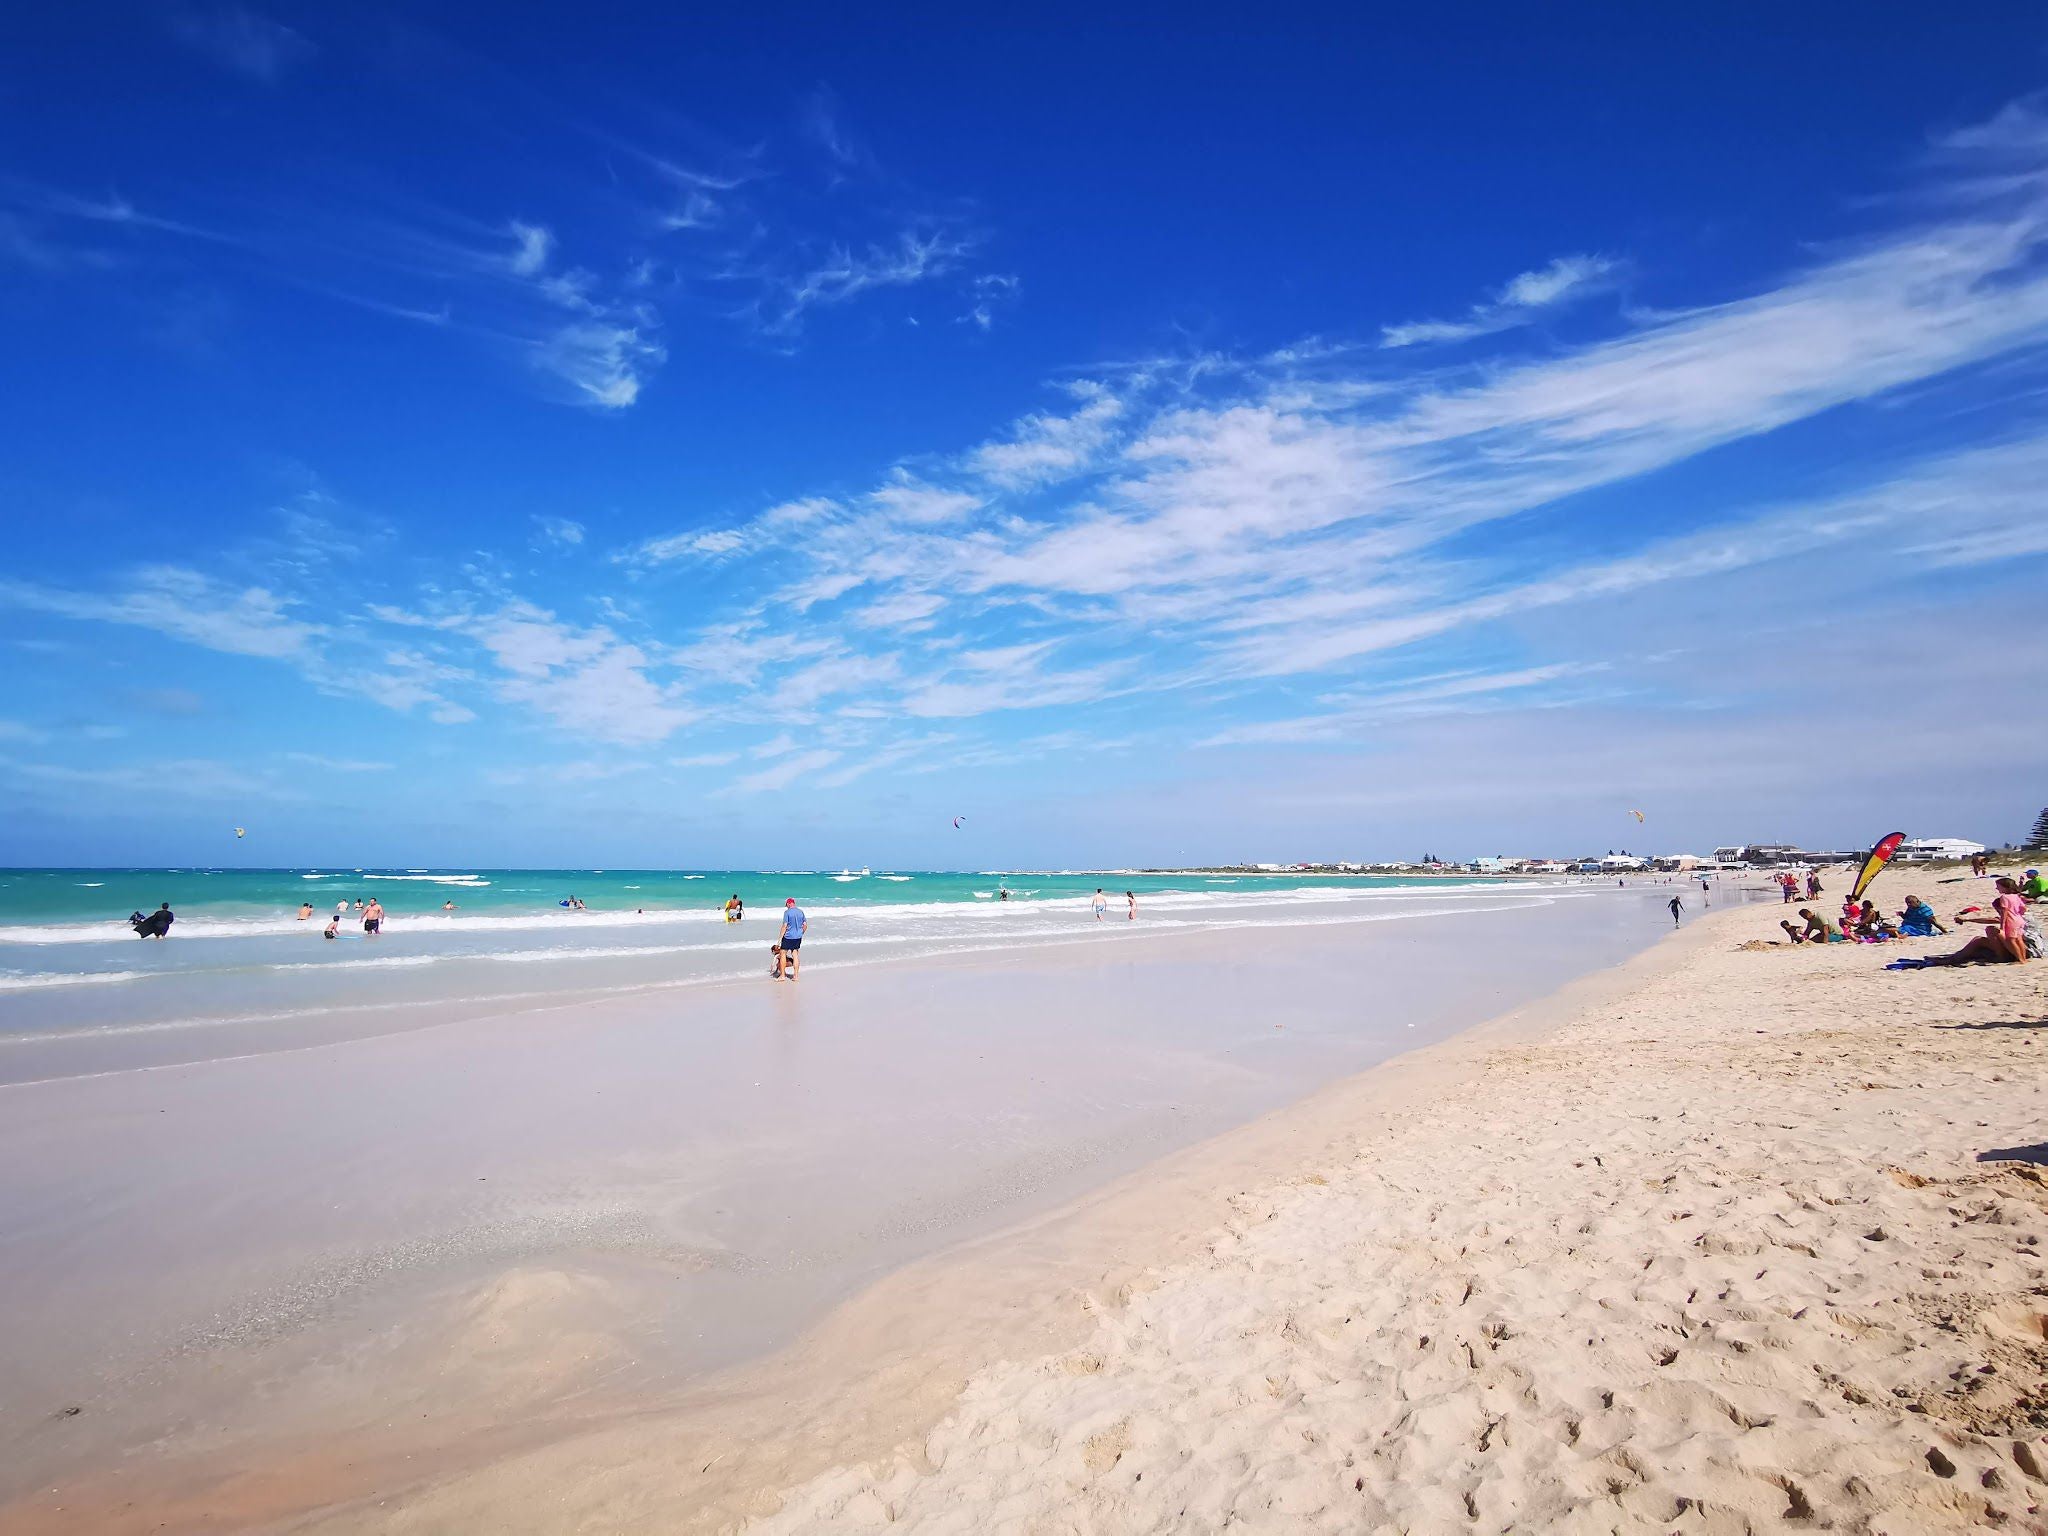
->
[0,969,149,991]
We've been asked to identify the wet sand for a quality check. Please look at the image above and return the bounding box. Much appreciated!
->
[0,886,1673,1530]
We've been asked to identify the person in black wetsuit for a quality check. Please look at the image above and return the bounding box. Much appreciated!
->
[130,902,175,939]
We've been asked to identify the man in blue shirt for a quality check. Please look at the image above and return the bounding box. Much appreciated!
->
[776,897,808,980]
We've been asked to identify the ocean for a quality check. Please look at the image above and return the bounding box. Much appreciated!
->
[0,865,1576,1079]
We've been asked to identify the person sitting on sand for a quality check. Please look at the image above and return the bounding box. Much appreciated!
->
[1919,878,2029,965]
[1897,896,1945,937]
[1778,919,1814,944]
[2024,868,2048,901]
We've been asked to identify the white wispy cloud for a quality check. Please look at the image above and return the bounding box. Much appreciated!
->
[533,516,586,549]
[966,382,1122,487]
[1381,253,1619,347]
[0,184,666,409]
[170,7,315,83]
[282,752,392,772]
[0,567,321,658]
[468,603,694,745]
[727,746,841,795]
[763,228,976,334]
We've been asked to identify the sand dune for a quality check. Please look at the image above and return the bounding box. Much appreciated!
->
[746,873,2047,1533]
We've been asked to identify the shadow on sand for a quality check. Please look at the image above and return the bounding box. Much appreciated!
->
[1977,1143,2048,1166]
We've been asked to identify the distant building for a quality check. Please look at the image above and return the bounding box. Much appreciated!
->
[1733,843,1807,866]
[1898,837,1986,861]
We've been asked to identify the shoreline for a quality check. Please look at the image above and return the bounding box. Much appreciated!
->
[298,875,2044,1532]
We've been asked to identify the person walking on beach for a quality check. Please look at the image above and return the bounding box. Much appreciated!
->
[363,898,384,937]
[1779,872,1797,904]
[1805,870,1822,900]
[1667,895,1684,927]
[775,897,807,979]
[1092,889,1108,921]
[1126,890,1137,921]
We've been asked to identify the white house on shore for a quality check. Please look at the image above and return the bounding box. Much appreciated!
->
[1897,837,1987,861]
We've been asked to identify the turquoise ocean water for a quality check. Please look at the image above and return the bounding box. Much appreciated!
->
[0,865,1588,1078]
[0,865,1452,935]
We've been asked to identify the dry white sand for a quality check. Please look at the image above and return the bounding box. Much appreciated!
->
[737,868,2048,1534]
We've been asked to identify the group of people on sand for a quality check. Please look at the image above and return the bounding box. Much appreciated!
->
[1779,893,1944,946]
[1776,869,1826,904]
[1779,867,2044,967]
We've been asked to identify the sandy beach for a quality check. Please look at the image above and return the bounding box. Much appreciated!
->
[2,868,2042,1533]
[730,867,2048,1536]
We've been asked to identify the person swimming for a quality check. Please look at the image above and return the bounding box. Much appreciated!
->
[297,902,314,921]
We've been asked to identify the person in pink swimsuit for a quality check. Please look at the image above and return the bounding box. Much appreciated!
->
[1923,878,2028,965]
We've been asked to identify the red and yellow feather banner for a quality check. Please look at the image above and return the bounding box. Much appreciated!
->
[1850,831,1906,901]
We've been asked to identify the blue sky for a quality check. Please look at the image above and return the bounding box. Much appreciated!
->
[3,5,2047,868]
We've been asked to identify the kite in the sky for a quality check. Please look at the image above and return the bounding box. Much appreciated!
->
[1628,809,1645,824]
[1849,831,1906,902]
[234,827,246,838]
[952,816,966,830]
